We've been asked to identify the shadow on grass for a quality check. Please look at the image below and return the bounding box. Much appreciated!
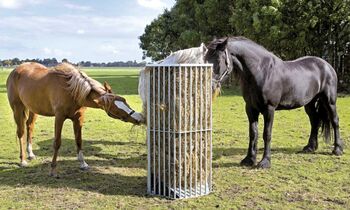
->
[1,136,330,196]
[0,159,148,197]
[213,146,303,161]
[33,138,147,169]
[0,136,148,197]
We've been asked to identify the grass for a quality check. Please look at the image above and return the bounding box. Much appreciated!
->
[0,67,349,209]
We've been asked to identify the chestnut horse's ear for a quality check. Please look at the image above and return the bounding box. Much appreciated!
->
[104,81,113,93]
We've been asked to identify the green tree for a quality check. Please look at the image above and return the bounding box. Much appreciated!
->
[139,0,350,75]
[139,0,234,61]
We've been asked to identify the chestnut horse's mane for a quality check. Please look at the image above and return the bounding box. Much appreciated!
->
[51,63,106,105]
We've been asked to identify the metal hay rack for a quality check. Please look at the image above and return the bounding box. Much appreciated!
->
[146,64,213,199]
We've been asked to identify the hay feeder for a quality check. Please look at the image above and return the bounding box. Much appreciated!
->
[146,64,213,199]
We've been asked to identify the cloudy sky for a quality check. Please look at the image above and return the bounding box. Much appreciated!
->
[0,0,175,62]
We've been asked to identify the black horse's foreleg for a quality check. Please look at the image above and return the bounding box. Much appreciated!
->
[257,106,275,169]
[302,102,320,153]
[240,105,259,166]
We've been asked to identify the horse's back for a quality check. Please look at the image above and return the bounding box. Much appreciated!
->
[276,56,337,108]
[285,56,337,92]
[6,62,68,116]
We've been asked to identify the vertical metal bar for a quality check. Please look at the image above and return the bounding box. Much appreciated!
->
[179,65,182,198]
[184,66,187,198]
[147,67,151,194]
[189,66,193,196]
[157,66,161,194]
[205,66,208,194]
[161,66,166,196]
[194,66,198,197]
[209,65,213,192]
[152,67,156,194]
[163,67,166,196]
[168,66,171,197]
[173,66,176,199]
[200,66,203,195]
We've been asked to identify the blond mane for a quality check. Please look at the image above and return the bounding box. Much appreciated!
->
[52,63,106,105]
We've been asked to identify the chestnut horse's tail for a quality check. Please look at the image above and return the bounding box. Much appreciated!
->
[317,98,331,144]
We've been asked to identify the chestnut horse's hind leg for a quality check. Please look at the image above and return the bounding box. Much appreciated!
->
[26,112,38,160]
[50,115,65,177]
[12,103,29,167]
[72,109,89,170]
[302,101,320,153]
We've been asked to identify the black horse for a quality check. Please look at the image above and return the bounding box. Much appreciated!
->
[205,36,343,168]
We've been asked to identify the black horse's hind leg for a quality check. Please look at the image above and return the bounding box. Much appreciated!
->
[302,101,320,153]
[325,103,343,155]
[257,105,275,169]
[240,105,259,166]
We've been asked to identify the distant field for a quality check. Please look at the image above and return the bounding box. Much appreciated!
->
[0,68,349,209]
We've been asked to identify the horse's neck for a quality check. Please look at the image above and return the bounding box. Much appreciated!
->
[82,90,104,109]
[230,43,265,85]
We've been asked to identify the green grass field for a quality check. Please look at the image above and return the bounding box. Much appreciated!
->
[0,68,349,209]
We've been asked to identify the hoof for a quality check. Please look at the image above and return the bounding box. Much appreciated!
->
[80,162,90,171]
[49,168,59,178]
[256,158,271,169]
[28,154,36,160]
[240,156,256,167]
[20,160,28,167]
[300,145,316,154]
[332,147,343,156]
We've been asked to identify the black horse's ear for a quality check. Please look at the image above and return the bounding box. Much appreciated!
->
[208,37,228,51]
[216,38,228,51]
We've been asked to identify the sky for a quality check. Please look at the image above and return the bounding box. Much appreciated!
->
[0,0,175,63]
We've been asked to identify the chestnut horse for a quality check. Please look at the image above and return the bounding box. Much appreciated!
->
[6,62,143,176]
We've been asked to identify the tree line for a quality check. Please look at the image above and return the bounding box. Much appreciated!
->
[139,0,350,89]
[0,58,147,68]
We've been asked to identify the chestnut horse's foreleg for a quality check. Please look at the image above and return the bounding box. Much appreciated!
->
[72,109,89,170]
[240,105,259,166]
[26,112,38,160]
[302,101,320,153]
[50,115,65,177]
[13,104,28,167]
[257,105,275,169]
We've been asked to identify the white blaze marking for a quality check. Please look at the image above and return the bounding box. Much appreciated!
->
[114,100,143,121]
[131,112,143,121]
[114,100,132,114]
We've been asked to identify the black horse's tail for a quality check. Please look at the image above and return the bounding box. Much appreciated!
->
[316,98,331,143]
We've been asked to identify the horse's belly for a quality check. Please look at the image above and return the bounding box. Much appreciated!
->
[21,97,55,116]
[278,91,315,110]
[276,103,303,110]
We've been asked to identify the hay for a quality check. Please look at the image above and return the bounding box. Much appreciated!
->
[138,43,208,122]
[148,65,212,198]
